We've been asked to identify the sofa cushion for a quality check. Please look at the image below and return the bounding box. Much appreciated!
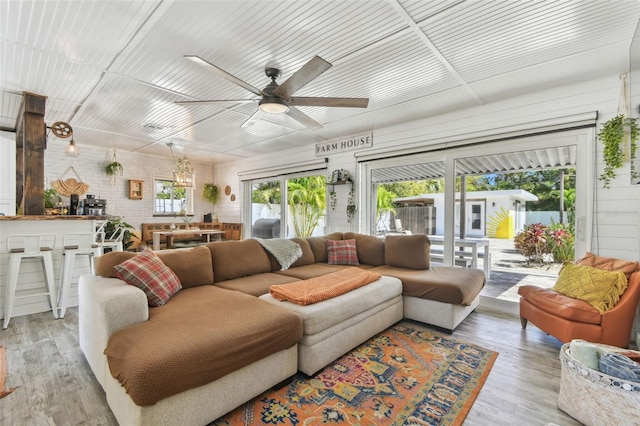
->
[105,286,303,406]
[96,246,214,289]
[327,239,359,265]
[517,285,602,324]
[552,262,628,313]
[385,234,431,270]
[276,263,346,279]
[260,275,402,335]
[113,248,182,307]
[215,273,301,297]
[207,239,272,282]
[344,232,385,266]
[371,265,484,305]
[305,232,343,263]
[577,252,639,281]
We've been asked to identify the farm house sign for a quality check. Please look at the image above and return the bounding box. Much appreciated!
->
[315,132,373,156]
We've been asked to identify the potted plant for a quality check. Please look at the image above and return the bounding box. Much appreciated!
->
[44,188,61,214]
[105,218,138,250]
[106,149,124,186]
[598,114,639,188]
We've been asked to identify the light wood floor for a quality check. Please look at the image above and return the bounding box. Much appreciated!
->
[0,307,581,426]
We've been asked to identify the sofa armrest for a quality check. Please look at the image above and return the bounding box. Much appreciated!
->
[78,275,148,388]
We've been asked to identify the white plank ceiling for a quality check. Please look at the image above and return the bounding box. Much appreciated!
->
[1,0,639,163]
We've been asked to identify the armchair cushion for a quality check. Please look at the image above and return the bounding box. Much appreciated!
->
[518,285,601,324]
[577,252,639,281]
[552,262,627,313]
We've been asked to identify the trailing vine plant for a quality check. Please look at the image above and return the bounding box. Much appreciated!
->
[346,185,356,223]
[598,114,639,188]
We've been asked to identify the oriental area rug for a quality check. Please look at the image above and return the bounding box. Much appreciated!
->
[212,323,498,426]
[0,346,17,399]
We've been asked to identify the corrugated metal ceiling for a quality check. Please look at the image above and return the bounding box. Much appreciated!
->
[371,145,576,182]
[0,1,638,163]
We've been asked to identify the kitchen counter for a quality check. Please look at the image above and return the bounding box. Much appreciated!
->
[0,217,111,320]
[0,215,114,221]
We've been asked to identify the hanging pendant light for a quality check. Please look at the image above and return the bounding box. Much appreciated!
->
[65,139,79,157]
[168,143,195,188]
[50,121,80,157]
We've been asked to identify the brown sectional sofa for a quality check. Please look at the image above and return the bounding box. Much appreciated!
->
[79,232,485,426]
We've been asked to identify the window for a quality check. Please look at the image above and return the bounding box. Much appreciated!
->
[153,178,193,216]
[247,172,327,239]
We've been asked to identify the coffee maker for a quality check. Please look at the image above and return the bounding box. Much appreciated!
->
[82,195,107,216]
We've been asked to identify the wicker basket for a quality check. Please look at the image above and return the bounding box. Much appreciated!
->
[558,343,640,425]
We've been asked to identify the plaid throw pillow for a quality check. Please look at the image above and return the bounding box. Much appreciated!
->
[114,248,182,307]
[327,239,359,265]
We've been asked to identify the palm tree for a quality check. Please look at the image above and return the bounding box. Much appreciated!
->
[376,186,397,232]
[287,176,326,237]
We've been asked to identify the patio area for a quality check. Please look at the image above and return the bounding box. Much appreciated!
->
[431,237,561,304]
[482,237,560,303]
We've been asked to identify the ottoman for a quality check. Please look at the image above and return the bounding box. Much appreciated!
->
[260,275,403,375]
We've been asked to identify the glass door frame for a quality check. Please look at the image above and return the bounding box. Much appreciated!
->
[242,169,328,239]
[359,127,594,267]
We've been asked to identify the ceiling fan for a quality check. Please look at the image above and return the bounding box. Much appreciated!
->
[175,55,369,129]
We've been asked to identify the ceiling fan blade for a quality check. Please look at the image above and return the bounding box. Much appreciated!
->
[273,56,332,98]
[289,97,369,108]
[184,55,263,97]
[241,109,262,128]
[286,106,323,130]
[175,99,258,106]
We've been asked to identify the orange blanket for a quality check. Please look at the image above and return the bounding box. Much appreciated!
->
[270,267,381,305]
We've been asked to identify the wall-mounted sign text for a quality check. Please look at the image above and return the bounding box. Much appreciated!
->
[315,132,373,156]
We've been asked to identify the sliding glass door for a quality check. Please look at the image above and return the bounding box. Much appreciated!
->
[247,172,327,239]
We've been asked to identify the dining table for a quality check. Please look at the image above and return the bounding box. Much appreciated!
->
[152,228,225,250]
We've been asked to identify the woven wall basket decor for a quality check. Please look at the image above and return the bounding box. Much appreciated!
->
[52,165,90,197]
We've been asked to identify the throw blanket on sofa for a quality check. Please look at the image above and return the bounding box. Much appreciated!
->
[254,238,303,270]
[270,267,381,305]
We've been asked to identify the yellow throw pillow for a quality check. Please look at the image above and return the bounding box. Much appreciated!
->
[552,262,628,313]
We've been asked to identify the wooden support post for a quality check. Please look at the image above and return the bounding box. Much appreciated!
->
[15,92,47,215]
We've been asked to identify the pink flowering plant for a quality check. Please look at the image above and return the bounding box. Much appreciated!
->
[514,222,574,264]
[514,223,549,264]
[546,223,574,263]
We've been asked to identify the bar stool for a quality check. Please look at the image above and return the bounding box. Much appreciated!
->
[3,234,58,329]
[58,233,101,318]
[94,220,124,254]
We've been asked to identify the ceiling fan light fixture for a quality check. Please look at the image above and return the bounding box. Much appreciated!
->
[259,97,289,114]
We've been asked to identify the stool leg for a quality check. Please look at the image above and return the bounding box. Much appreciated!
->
[3,255,22,329]
[58,250,76,318]
[42,251,59,319]
[89,247,100,275]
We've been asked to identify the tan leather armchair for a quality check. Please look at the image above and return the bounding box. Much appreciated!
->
[518,271,640,348]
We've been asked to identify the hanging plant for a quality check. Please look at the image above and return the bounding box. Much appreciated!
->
[329,190,337,210]
[203,183,219,205]
[598,114,639,188]
[346,185,356,223]
[105,149,124,187]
